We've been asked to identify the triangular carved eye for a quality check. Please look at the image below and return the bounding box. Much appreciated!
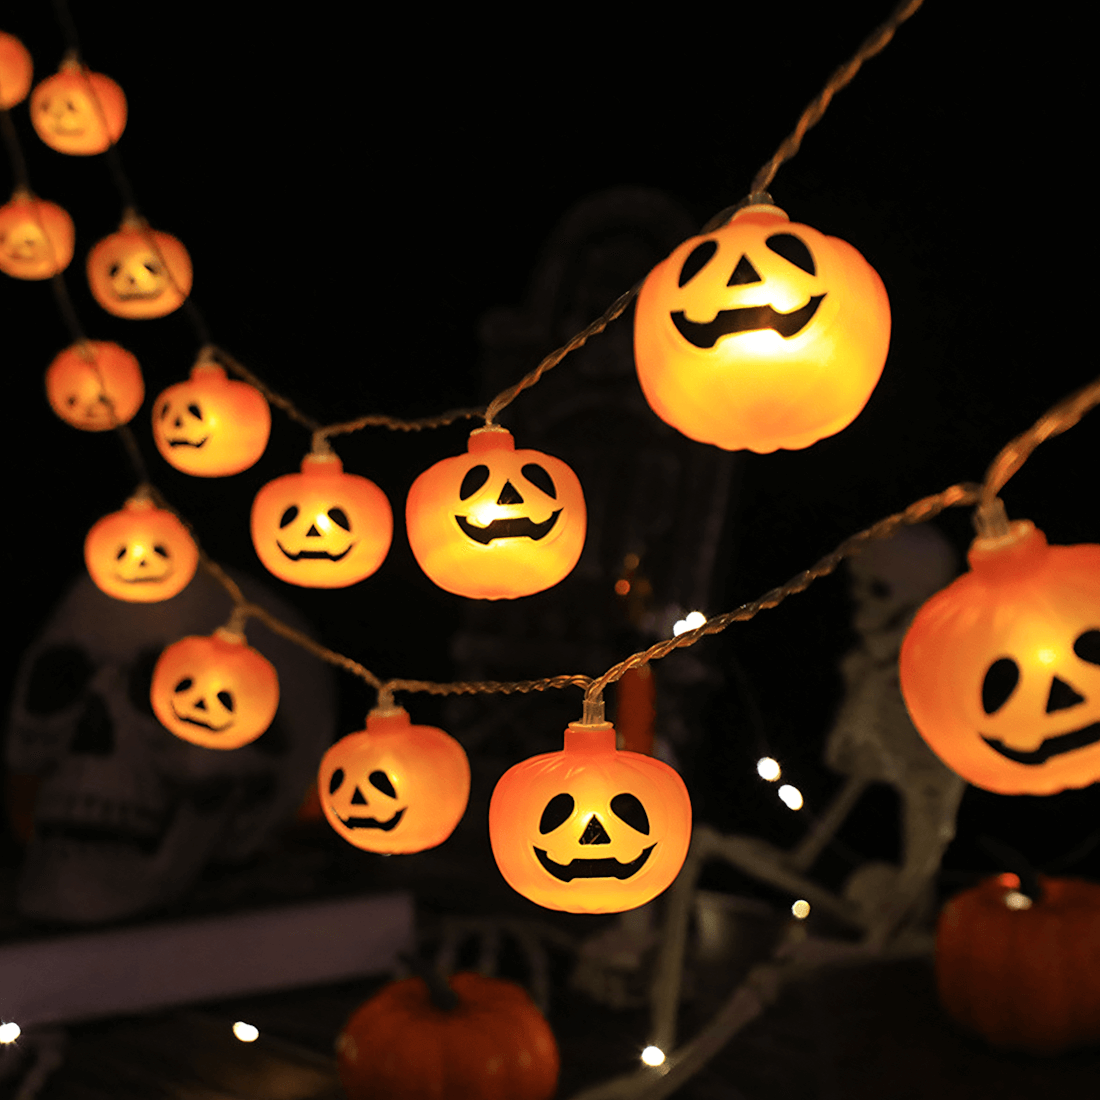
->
[611,793,650,834]
[678,240,718,287]
[727,255,762,286]
[327,508,351,531]
[539,793,574,834]
[369,770,397,798]
[460,464,490,500]
[279,506,299,528]
[766,233,816,275]
[521,464,556,499]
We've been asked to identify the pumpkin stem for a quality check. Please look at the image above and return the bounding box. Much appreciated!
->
[979,836,1043,903]
[400,953,459,1012]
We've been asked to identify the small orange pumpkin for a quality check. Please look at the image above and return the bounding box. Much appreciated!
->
[406,425,586,600]
[152,361,271,476]
[31,58,126,155]
[0,191,75,280]
[251,453,392,588]
[318,706,470,853]
[150,628,280,750]
[84,495,199,603]
[0,32,33,109]
[45,340,144,431]
[489,720,692,913]
[87,213,192,319]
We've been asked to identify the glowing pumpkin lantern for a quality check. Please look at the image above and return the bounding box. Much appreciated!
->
[84,495,199,603]
[318,706,470,853]
[900,521,1100,794]
[0,32,33,109]
[0,191,74,279]
[152,361,271,477]
[87,213,192,319]
[406,426,586,600]
[45,340,144,430]
[634,202,890,453]
[251,453,392,588]
[150,628,279,750]
[489,719,692,913]
[30,58,126,155]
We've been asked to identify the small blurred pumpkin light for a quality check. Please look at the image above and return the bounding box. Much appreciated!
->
[634,201,890,453]
[31,56,126,155]
[45,340,144,430]
[0,32,33,109]
[0,191,74,279]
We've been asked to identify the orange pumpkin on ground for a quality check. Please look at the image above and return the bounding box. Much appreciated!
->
[0,32,33,109]
[31,58,126,155]
[45,341,144,430]
[0,191,75,280]
[87,213,192,319]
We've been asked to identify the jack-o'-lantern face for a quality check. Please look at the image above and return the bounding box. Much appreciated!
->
[151,629,280,750]
[84,496,199,603]
[153,362,271,476]
[251,454,393,588]
[45,341,144,431]
[900,522,1100,794]
[87,217,193,319]
[319,707,471,853]
[0,32,34,110]
[489,722,692,913]
[406,426,586,600]
[30,61,127,155]
[634,203,891,453]
[0,192,75,279]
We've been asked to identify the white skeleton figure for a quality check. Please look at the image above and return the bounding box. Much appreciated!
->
[5,571,333,924]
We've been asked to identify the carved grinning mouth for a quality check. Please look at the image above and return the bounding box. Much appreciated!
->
[533,844,655,881]
[455,510,561,545]
[339,808,405,832]
[982,721,1100,765]
[670,294,826,348]
[169,702,233,733]
[276,541,356,562]
[113,569,174,584]
[167,437,209,449]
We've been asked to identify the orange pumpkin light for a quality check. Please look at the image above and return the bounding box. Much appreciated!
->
[900,521,1100,795]
[45,340,144,430]
[406,426,586,600]
[30,58,126,155]
[318,706,470,854]
[152,361,271,477]
[0,32,33,109]
[150,628,280,750]
[489,720,692,913]
[634,202,890,453]
[87,213,192,319]
[0,191,75,280]
[84,495,199,603]
[251,453,392,588]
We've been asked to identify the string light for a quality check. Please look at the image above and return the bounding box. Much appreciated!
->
[232,1021,259,1042]
[0,1022,20,1044]
[672,611,707,637]
[791,899,811,920]
[641,1045,666,1067]
[777,785,804,811]
[756,757,781,781]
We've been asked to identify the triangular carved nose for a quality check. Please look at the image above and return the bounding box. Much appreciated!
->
[194,698,207,711]
[1047,676,1085,713]
[306,524,321,537]
[727,254,762,286]
[351,788,367,805]
[579,815,610,845]
[497,480,524,506]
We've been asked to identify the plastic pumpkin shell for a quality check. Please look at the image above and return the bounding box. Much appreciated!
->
[84,497,198,603]
[0,32,33,109]
[318,707,470,853]
[337,972,559,1100]
[45,341,144,431]
[936,873,1100,1053]
[250,453,392,588]
[489,721,692,913]
[152,362,271,476]
[87,218,192,319]
[406,425,586,600]
[31,60,126,155]
[634,203,890,453]
[899,521,1100,795]
[151,629,279,750]
[0,192,75,279]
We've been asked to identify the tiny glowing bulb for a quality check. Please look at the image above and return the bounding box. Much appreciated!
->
[641,1045,666,1067]
[0,1022,20,1043]
[1003,890,1033,911]
[778,784,804,811]
[233,1021,259,1043]
[757,756,781,781]
[791,899,811,920]
[615,578,631,595]
[673,610,707,636]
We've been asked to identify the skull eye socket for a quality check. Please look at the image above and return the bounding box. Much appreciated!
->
[329,767,345,795]
[24,645,95,715]
[521,463,556,499]
[539,793,574,834]
[982,658,1020,715]
[678,240,718,287]
[610,793,650,835]
[216,691,234,711]
[279,506,299,528]
[1074,630,1100,665]
[766,233,816,275]
[460,464,490,500]
[174,678,193,693]
[369,770,397,798]
[327,507,351,531]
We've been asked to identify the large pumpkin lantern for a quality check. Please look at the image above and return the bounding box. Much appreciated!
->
[936,872,1100,1053]
[45,340,144,430]
[0,32,33,109]
[337,970,559,1100]
[251,453,392,587]
[87,213,192,319]
[30,59,127,155]
[406,425,586,600]
[318,706,470,854]
[84,496,199,603]
[152,361,271,476]
[634,202,890,453]
[489,719,692,913]
[900,520,1100,795]
[150,628,279,750]
[0,191,75,280]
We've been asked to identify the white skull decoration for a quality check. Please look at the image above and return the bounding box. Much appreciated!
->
[5,570,333,924]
